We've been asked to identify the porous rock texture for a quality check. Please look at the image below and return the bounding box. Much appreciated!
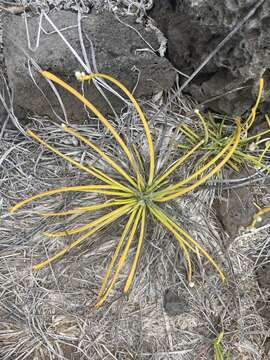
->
[214,167,270,238]
[214,181,256,239]
[3,10,175,122]
[149,0,270,115]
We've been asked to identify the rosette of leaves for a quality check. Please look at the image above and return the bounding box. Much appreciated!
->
[9,71,241,307]
[178,79,270,173]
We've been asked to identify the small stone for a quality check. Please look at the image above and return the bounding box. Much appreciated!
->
[163,289,190,316]
[214,169,257,238]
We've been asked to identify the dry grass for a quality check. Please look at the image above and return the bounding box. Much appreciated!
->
[0,102,268,359]
[1,3,269,359]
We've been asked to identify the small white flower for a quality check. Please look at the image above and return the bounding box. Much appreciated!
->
[75,71,85,81]
[249,142,257,151]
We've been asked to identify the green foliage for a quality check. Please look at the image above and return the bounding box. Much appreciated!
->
[213,332,231,360]
[179,79,270,173]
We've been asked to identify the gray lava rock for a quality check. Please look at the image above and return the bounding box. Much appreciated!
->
[214,169,257,238]
[163,289,190,316]
[215,165,270,238]
[3,10,175,122]
[0,96,8,125]
[257,264,270,290]
[0,71,9,127]
[149,0,270,115]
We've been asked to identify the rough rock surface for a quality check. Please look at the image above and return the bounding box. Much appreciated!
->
[215,186,255,239]
[0,13,7,123]
[214,169,257,239]
[3,10,175,122]
[214,168,270,238]
[163,289,190,316]
[149,0,270,115]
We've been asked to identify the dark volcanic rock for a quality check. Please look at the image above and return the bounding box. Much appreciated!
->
[149,0,270,115]
[164,289,190,316]
[214,168,270,238]
[257,264,270,290]
[0,103,7,126]
[3,10,176,122]
[214,170,257,238]
[0,73,9,127]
